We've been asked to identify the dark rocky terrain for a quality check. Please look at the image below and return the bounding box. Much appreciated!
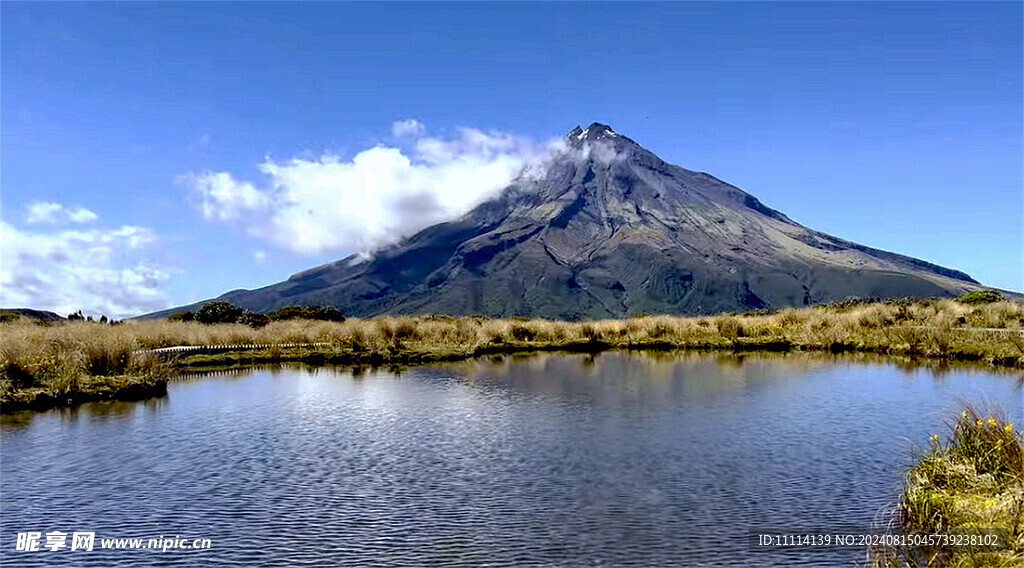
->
[148,123,986,320]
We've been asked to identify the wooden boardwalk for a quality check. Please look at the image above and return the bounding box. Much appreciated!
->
[139,342,332,358]
[916,326,1024,335]
[135,325,1023,359]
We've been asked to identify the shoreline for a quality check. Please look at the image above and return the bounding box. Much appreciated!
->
[875,407,1024,566]
[2,374,169,413]
[2,334,1020,414]
[2,299,1022,414]
[3,331,1020,564]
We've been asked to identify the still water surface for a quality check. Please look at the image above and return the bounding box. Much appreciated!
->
[2,352,1021,567]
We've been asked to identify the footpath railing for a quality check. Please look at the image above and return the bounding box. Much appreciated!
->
[135,326,1023,358]
[138,342,332,358]
[912,326,1024,335]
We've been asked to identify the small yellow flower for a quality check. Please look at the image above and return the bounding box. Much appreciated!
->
[1006,424,1015,434]
[977,420,984,428]
[988,418,998,428]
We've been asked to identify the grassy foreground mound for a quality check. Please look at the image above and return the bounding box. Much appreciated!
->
[2,298,1022,412]
[0,319,171,412]
[880,408,1023,567]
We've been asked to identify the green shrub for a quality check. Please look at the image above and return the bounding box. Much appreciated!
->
[268,306,306,321]
[239,311,269,328]
[269,305,344,322]
[0,312,21,324]
[957,290,1003,305]
[305,306,344,322]
[168,311,194,322]
[195,301,243,324]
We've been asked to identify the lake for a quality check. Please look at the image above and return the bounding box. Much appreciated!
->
[1,352,1021,567]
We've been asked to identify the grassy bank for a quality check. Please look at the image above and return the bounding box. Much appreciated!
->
[876,408,1024,567]
[0,320,171,412]
[2,298,1022,412]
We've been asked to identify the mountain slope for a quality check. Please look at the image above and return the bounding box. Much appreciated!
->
[149,123,984,320]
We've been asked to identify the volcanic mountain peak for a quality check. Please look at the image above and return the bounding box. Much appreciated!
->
[569,122,617,139]
[147,123,987,320]
[566,122,638,149]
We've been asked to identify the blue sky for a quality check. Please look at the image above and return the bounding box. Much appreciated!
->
[2,2,1021,317]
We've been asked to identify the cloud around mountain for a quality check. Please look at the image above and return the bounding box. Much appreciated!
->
[0,121,572,318]
[182,121,567,255]
[148,122,983,321]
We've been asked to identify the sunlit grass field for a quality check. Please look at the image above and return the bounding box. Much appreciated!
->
[2,298,1022,411]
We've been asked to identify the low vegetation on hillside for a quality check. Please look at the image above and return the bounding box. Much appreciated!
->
[167,302,345,327]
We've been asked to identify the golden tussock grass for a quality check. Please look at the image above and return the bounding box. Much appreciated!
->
[2,299,1022,411]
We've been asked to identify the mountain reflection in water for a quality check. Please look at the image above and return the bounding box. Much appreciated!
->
[2,351,1020,567]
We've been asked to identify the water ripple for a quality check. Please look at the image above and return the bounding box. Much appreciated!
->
[2,353,1020,567]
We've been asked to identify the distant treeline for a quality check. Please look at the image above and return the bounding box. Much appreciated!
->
[0,309,121,325]
[168,301,344,327]
[166,291,1008,328]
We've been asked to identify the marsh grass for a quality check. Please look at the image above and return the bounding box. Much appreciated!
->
[0,319,174,410]
[878,407,1024,567]
[2,299,1022,411]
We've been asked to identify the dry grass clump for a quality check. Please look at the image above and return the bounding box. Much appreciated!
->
[885,407,1024,567]
[1,322,169,410]
[2,323,144,391]
[968,302,1024,331]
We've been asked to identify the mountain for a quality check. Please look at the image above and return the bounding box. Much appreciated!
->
[0,308,65,323]
[148,123,987,320]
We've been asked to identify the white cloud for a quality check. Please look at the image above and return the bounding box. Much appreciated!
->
[0,210,169,318]
[391,119,425,138]
[67,208,99,224]
[184,122,566,255]
[182,171,271,223]
[25,201,99,225]
[252,250,267,263]
[581,140,629,165]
